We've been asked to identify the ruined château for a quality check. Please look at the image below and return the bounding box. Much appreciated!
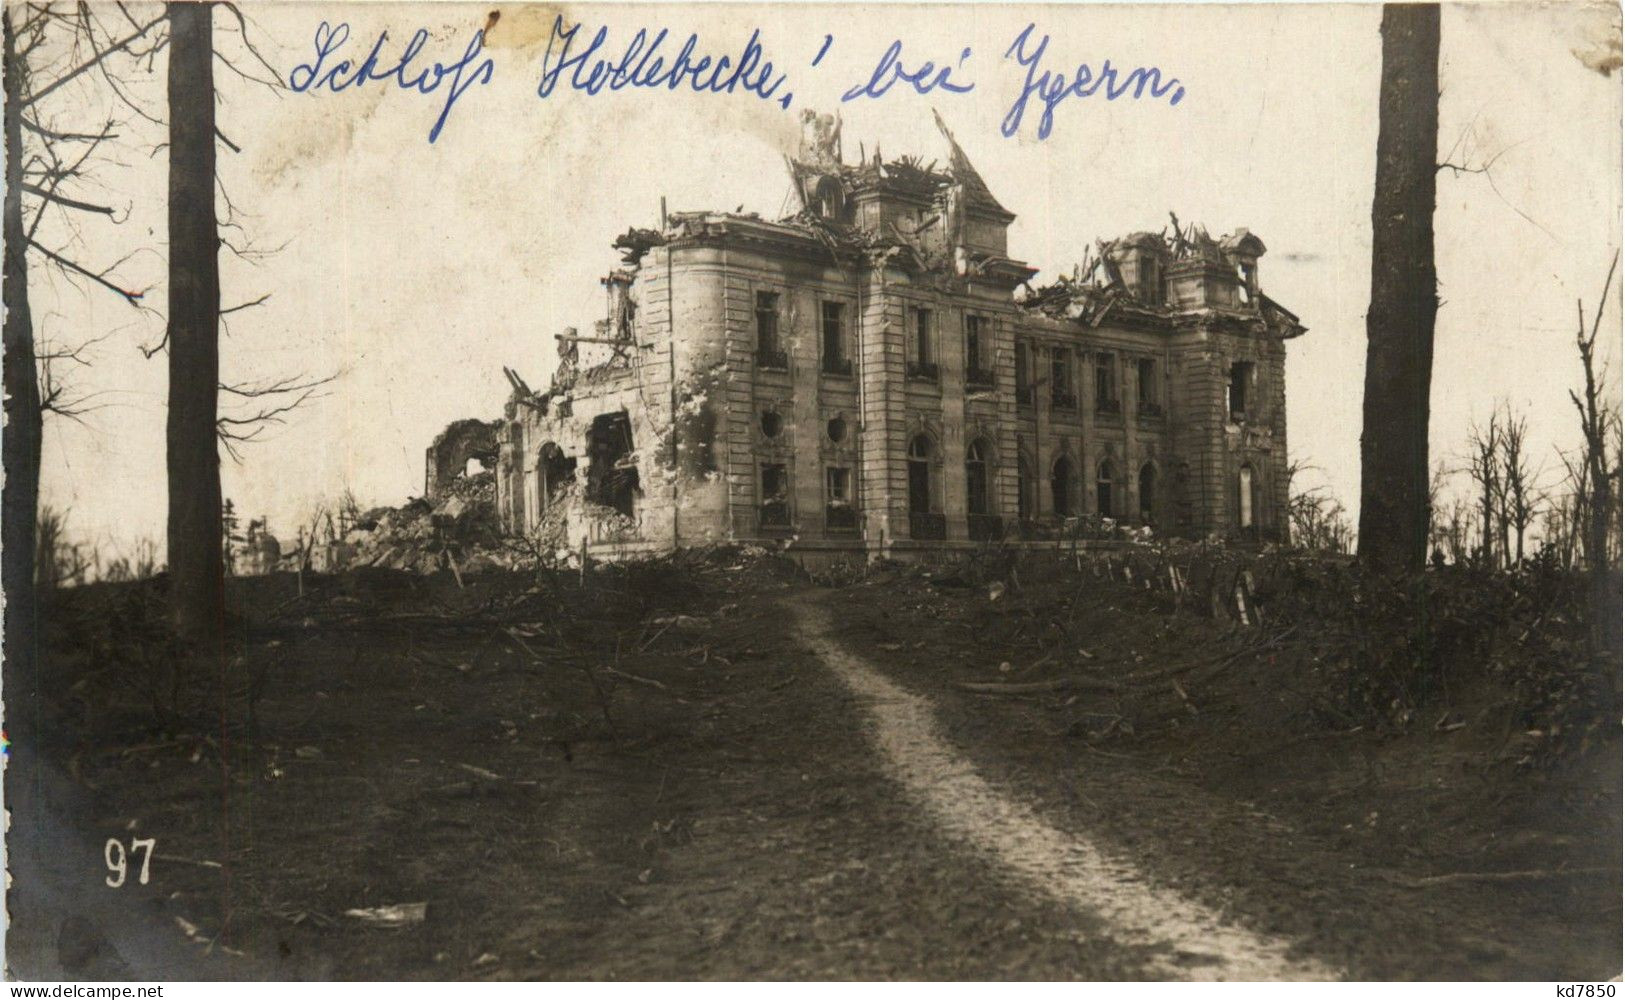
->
[426,112,1305,563]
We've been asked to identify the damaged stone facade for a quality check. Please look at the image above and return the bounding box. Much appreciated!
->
[448,112,1305,562]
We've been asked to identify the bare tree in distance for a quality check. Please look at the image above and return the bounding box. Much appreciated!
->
[1357,3,1440,574]
[1499,403,1540,564]
[1464,411,1502,566]
[1286,458,1355,554]
[1569,251,1622,654]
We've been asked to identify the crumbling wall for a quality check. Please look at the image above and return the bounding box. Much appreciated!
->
[425,418,501,499]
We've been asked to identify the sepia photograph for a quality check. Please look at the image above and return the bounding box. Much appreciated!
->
[1,0,1621,984]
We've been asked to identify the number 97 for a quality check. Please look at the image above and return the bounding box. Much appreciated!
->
[104,837,155,888]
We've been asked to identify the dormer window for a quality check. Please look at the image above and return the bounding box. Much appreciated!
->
[812,176,845,221]
[1138,254,1161,305]
[1238,260,1257,304]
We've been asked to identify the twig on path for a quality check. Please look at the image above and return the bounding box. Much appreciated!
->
[605,666,669,691]
[1379,866,1621,889]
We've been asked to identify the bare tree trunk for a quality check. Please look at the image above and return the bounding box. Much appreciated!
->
[166,2,224,641]
[1357,3,1439,574]
[3,10,41,681]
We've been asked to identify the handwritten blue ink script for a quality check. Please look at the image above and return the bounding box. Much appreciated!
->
[286,18,1185,145]
[288,21,495,143]
[538,15,797,108]
[1000,24,1186,140]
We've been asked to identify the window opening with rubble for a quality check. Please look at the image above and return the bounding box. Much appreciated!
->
[826,467,856,530]
[1098,458,1118,518]
[761,463,791,527]
[1052,454,1076,517]
[822,301,852,376]
[586,412,639,519]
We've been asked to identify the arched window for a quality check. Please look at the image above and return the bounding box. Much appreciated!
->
[1138,462,1157,524]
[1097,459,1117,518]
[965,440,991,516]
[1239,464,1257,529]
[1017,453,1035,521]
[908,434,934,514]
[1052,455,1076,517]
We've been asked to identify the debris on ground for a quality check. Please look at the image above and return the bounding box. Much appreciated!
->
[344,903,428,928]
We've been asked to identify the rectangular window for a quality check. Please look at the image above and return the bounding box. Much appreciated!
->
[825,467,856,529]
[1095,352,1120,414]
[1229,361,1254,420]
[908,308,938,381]
[1137,358,1161,416]
[914,308,933,365]
[821,301,850,375]
[965,315,988,385]
[755,291,785,369]
[760,464,789,527]
[1015,342,1032,407]
[1138,254,1161,305]
[1050,346,1076,410]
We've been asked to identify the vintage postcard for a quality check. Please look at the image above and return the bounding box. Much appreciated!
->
[2,0,1621,985]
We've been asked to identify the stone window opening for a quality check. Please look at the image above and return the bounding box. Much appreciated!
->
[1238,463,1261,531]
[1138,462,1157,524]
[1237,260,1257,304]
[825,466,856,530]
[826,415,847,443]
[760,463,791,527]
[1015,342,1033,407]
[1097,458,1118,519]
[1138,253,1161,306]
[813,175,845,221]
[1095,353,1120,415]
[965,440,992,517]
[760,409,784,439]
[538,443,577,513]
[1228,361,1255,421]
[586,411,639,519]
[1051,454,1076,517]
[755,291,786,369]
[909,307,937,381]
[965,314,990,386]
[821,301,852,376]
[907,434,945,540]
[1137,358,1161,416]
[1050,346,1076,410]
[907,434,935,514]
[1017,453,1035,522]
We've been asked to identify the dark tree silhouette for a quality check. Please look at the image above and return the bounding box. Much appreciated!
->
[4,5,158,680]
[1357,3,1440,573]
[166,1,224,640]
[4,11,42,678]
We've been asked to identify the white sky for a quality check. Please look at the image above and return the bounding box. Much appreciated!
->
[30,1,1623,555]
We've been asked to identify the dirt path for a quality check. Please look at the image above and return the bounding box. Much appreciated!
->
[790,595,1339,982]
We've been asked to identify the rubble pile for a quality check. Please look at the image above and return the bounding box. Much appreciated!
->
[334,472,526,575]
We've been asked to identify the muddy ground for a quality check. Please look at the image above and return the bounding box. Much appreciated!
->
[6,552,1620,980]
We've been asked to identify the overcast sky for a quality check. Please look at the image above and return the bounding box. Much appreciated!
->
[31,1,1623,555]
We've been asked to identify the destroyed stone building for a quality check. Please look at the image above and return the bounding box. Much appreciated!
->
[435,112,1305,563]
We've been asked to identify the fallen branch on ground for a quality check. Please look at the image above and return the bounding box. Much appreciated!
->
[1379,866,1621,889]
[955,627,1297,697]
